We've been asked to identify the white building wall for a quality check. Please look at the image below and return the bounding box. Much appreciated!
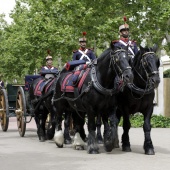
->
[153,65,164,115]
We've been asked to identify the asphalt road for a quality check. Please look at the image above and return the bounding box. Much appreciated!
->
[0,118,170,170]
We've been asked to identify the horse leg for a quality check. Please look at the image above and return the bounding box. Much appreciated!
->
[72,111,85,150]
[64,111,72,144]
[102,109,117,152]
[87,114,99,154]
[54,113,64,148]
[96,115,103,144]
[113,109,122,148]
[143,109,155,155]
[35,106,47,142]
[46,106,56,140]
[122,113,131,152]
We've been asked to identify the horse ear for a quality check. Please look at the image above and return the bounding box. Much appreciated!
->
[157,58,160,68]
[152,44,158,53]
[140,45,145,53]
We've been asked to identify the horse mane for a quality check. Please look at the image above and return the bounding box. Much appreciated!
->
[98,48,111,60]
[133,46,153,67]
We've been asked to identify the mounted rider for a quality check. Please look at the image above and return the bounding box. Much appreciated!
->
[72,32,96,64]
[39,51,58,79]
[32,51,59,96]
[69,32,96,84]
[111,16,138,58]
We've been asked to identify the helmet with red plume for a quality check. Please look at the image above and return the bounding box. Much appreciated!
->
[119,16,129,32]
[79,32,87,42]
[46,50,53,60]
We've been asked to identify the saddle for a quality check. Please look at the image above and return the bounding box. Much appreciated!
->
[34,78,55,96]
[61,68,90,93]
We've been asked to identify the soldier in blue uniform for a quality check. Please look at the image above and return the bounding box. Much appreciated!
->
[111,18,138,58]
[39,55,58,79]
[72,32,96,64]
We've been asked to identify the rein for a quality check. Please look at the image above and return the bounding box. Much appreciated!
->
[128,51,158,97]
[91,49,131,96]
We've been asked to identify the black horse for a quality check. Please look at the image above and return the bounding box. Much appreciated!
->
[115,45,160,155]
[27,75,72,144]
[53,46,134,154]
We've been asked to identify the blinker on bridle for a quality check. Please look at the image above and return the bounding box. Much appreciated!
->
[110,49,132,74]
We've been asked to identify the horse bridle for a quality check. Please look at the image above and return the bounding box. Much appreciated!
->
[141,52,159,77]
[128,51,159,97]
[110,49,132,76]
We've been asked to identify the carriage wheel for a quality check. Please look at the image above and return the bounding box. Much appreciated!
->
[15,86,26,137]
[0,89,9,131]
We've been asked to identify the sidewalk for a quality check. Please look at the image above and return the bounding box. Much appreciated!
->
[0,118,170,170]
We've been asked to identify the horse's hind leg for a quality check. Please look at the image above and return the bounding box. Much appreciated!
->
[122,113,131,152]
[143,111,155,155]
[96,115,103,144]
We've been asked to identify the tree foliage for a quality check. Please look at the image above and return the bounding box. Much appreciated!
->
[0,0,170,83]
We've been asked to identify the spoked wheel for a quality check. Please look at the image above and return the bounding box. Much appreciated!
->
[15,86,26,137]
[0,89,9,131]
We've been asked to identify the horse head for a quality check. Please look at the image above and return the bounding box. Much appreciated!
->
[110,44,134,86]
[134,45,160,88]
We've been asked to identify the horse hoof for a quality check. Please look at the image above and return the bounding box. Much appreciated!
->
[75,145,84,150]
[39,136,46,142]
[104,144,114,152]
[64,139,72,144]
[122,146,131,152]
[97,140,103,144]
[88,150,99,154]
[145,149,155,155]
[56,144,63,148]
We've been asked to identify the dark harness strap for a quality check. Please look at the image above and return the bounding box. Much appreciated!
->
[90,66,118,96]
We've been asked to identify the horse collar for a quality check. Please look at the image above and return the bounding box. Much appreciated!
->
[90,66,117,96]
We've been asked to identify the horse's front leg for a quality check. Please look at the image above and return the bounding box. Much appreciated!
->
[46,106,56,140]
[103,108,117,152]
[87,113,99,154]
[143,107,155,155]
[121,112,131,152]
[96,114,103,144]
[34,106,48,142]
[54,112,64,148]
[63,111,72,144]
[72,111,86,150]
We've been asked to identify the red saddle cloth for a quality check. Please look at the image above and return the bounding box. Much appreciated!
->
[34,78,55,96]
[61,68,90,92]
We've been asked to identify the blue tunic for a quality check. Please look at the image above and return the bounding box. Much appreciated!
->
[112,38,138,57]
[72,48,96,61]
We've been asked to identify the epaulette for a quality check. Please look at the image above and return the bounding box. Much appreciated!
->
[72,50,78,53]
[111,40,119,44]
[88,48,94,51]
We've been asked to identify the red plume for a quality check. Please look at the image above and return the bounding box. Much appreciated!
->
[123,16,127,22]
[47,50,51,55]
[82,32,87,36]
